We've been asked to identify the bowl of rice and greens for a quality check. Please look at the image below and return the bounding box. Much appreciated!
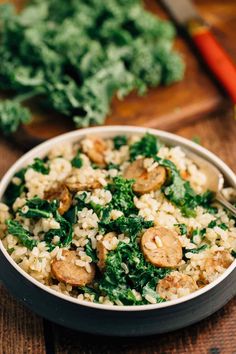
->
[0,126,235,335]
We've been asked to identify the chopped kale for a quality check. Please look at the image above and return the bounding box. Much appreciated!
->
[184,244,208,256]
[71,150,83,168]
[129,133,159,161]
[30,158,50,175]
[85,240,98,263]
[113,135,128,150]
[208,220,228,230]
[175,223,187,235]
[4,167,27,206]
[18,197,58,219]
[17,197,72,249]
[44,210,72,249]
[190,228,206,244]
[6,219,37,250]
[107,176,137,215]
[106,163,120,170]
[64,205,78,224]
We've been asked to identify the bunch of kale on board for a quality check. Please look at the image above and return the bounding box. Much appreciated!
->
[0,0,185,134]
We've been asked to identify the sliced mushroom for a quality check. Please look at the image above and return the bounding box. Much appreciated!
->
[123,158,166,194]
[51,250,95,286]
[44,184,72,215]
[83,137,107,167]
[157,272,198,300]
[141,227,182,268]
[65,180,101,192]
[97,232,116,271]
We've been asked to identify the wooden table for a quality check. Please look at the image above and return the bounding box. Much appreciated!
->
[1,0,236,353]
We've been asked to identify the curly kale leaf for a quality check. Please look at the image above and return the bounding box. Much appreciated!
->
[4,167,27,206]
[0,100,31,135]
[0,0,184,133]
[106,176,137,215]
[113,135,127,150]
[18,197,58,219]
[17,197,72,249]
[30,158,50,175]
[129,133,159,161]
[6,219,38,250]
[71,150,83,168]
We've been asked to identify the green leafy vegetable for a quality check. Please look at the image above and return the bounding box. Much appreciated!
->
[85,240,98,263]
[175,223,187,235]
[4,167,27,206]
[71,150,83,168]
[6,219,37,250]
[44,211,72,250]
[0,1,184,134]
[18,197,57,219]
[30,158,50,175]
[184,244,208,256]
[207,220,228,230]
[18,197,72,249]
[129,133,159,161]
[113,135,127,150]
[231,250,236,258]
[0,99,31,135]
[98,215,168,304]
[106,176,137,215]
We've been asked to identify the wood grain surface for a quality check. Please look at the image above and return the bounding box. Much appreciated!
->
[3,0,236,145]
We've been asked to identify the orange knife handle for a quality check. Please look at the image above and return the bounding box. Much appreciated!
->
[190,26,236,103]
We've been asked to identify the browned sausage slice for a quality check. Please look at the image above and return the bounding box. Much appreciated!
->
[141,227,182,268]
[123,158,166,194]
[157,272,197,300]
[83,137,107,167]
[65,180,101,192]
[45,184,72,215]
[97,232,116,271]
[51,250,95,286]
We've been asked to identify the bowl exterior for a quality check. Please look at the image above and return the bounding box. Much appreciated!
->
[0,126,235,336]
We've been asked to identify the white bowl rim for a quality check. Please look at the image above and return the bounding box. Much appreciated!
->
[0,125,235,312]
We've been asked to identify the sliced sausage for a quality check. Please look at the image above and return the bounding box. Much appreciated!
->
[65,180,101,192]
[123,158,166,194]
[200,250,233,284]
[157,271,198,300]
[97,232,116,271]
[45,184,72,215]
[83,137,107,167]
[51,250,95,286]
[141,227,182,268]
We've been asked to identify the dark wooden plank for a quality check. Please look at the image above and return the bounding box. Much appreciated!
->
[0,285,46,354]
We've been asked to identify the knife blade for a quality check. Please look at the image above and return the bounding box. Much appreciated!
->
[161,0,236,113]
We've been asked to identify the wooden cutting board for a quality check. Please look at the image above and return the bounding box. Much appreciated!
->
[2,0,236,147]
